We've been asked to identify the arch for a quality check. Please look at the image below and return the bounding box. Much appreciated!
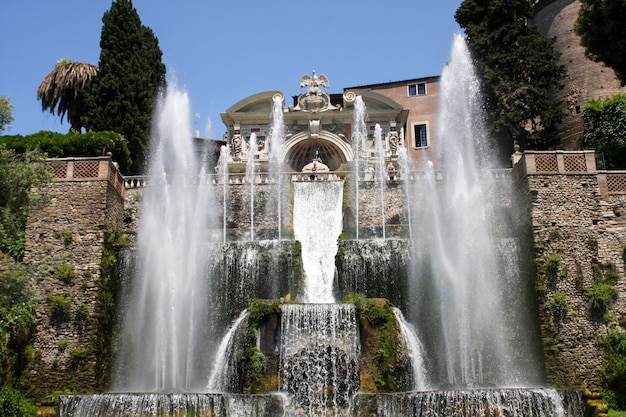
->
[283,131,353,171]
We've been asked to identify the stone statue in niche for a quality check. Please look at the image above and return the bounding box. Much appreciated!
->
[388,131,400,155]
[231,133,242,160]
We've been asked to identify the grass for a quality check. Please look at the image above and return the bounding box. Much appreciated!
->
[609,410,626,417]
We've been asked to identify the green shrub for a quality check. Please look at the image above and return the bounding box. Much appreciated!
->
[54,230,73,246]
[0,145,49,260]
[49,294,72,322]
[585,265,619,318]
[69,347,91,369]
[249,348,267,384]
[601,329,626,410]
[0,268,37,386]
[546,291,568,323]
[582,94,626,169]
[0,130,131,173]
[0,385,37,417]
[56,263,75,284]
[57,339,68,352]
[73,302,89,325]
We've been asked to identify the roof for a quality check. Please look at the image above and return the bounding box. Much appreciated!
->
[344,75,440,91]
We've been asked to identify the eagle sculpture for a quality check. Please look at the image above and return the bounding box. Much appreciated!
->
[300,71,330,90]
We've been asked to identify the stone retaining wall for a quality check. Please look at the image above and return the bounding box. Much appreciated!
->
[23,171,124,398]
[516,151,626,387]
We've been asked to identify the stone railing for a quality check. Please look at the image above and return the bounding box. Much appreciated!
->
[514,150,626,196]
[598,171,626,196]
[46,157,125,198]
[515,150,597,177]
[123,168,512,190]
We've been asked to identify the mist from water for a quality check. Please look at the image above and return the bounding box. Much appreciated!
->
[409,34,543,388]
[112,83,216,392]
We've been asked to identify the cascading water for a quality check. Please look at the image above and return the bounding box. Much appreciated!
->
[392,308,428,391]
[353,388,585,417]
[408,33,543,388]
[245,133,259,241]
[293,181,344,303]
[112,82,215,392]
[207,310,249,392]
[279,304,360,416]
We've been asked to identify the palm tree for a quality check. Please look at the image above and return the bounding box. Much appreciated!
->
[37,59,98,132]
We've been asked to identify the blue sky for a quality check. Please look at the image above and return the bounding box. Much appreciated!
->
[1,0,463,138]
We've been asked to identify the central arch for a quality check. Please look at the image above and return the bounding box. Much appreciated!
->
[283,131,353,172]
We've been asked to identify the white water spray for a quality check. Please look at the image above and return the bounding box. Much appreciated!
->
[269,95,286,239]
[373,123,387,239]
[352,96,367,240]
[245,133,258,241]
[218,145,229,243]
[113,82,215,392]
[409,33,543,388]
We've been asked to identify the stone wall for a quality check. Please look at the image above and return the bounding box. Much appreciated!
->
[515,151,626,387]
[23,169,124,399]
[120,177,410,242]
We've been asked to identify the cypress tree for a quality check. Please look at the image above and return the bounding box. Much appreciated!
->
[84,0,166,174]
[455,0,566,153]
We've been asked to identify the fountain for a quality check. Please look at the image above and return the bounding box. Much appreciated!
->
[269,95,286,239]
[111,82,215,392]
[408,33,544,388]
[373,123,387,239]
[351,96,367,240]
[218,145,229,243]
[245,133,259,241]
[58,36,588,417]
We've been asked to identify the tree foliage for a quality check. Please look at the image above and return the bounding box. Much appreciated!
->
[0,145,49,260]
[582,94,626,169]
[455,0,566,152]
[84,0,166,174]
[0,97,14,133]
[0,130,131,174]
[37,60,98,132]
[0,267,37,386]
[575,0,626,86]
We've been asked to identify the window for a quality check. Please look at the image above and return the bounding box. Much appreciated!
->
[413,124,428,148]
[408,82,427,96]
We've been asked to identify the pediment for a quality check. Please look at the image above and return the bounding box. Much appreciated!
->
[225,91,282,114]
[344,89,404,111]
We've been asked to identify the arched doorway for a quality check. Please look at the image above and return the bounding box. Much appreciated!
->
[283,131,353,171]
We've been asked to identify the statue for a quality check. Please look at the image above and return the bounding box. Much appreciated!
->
[296,71,336,113]
[388,131,400,155]
[300,71,330,95]
[231,133,242,159]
